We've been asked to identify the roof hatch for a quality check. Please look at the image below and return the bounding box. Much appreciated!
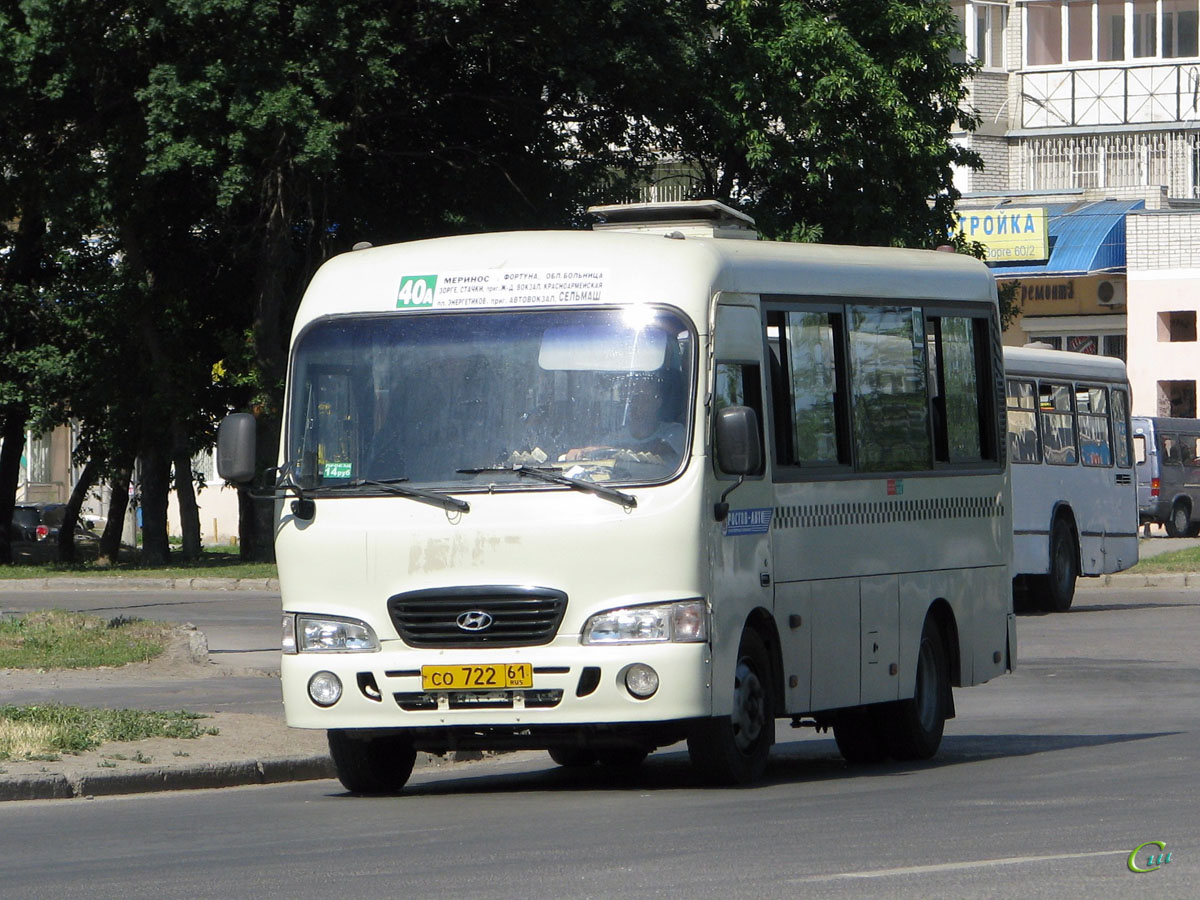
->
[587,199,758,241]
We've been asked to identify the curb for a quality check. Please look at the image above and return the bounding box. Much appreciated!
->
[1081,572,1196,589]
[0,749,492,802]
[0,755,335,802]
[0,577,280,592]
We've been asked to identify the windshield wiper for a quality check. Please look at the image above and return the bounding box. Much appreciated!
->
[457,465,637,509]
[319,477,470,513]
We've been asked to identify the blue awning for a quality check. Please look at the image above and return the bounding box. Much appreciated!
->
[983,199,1144,276]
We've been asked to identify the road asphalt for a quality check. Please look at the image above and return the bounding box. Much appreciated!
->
[2,534,1198,802]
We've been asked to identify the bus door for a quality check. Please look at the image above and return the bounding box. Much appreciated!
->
[710,300,788,704]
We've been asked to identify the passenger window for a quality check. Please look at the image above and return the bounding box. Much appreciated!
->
[1162,435,1181,465]
[1006,379,1040,463]
[848,305,931,472]
[1076,386,1113,467]
[927,315,987,463]
[1182,436,1200,466]
[770,309,848,467]
[1111,388,1132,468]
[1039,382,1077,465]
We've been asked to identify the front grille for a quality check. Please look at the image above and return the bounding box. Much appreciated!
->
[387,585,568,648]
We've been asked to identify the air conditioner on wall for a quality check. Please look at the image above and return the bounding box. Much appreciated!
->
[1096,280,1126,306]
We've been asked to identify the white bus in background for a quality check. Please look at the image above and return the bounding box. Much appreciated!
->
[1003,345,1138,612]
[219,200,1016,793]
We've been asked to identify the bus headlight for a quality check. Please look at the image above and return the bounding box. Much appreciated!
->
[288,615,379,653]
[582,599,708,645]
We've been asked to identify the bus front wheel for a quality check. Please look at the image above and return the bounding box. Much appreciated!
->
[687,628,774,785]
[327,729,416,794]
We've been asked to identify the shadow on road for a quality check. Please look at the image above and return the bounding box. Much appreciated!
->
[317,729,1179,799]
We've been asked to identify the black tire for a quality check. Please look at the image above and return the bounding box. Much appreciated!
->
[1034,518,1077,612]
[883,617,950,761]
[547,747,598,768]
[327,729,416,794]
[1165,501,1192,538]
[833,707,889,764]
[687,628,774,785]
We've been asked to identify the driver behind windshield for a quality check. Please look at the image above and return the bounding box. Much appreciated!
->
[563,373,685,464]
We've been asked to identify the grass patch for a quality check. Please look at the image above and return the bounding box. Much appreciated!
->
[1128,545,1200,574]
[0,546,276,581]
[0,705,218,761]
[0,610,169,669]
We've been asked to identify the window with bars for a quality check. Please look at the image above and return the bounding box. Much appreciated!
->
[1026,133,1169,191]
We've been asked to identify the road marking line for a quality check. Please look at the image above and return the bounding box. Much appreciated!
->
[789,850,1125,882]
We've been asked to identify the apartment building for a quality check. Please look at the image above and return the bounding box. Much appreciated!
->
[952,0,1200,415]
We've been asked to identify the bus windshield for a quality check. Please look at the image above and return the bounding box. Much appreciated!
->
[287,307,694,490]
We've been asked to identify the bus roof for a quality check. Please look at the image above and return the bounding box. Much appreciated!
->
[293,230,997,338]
[1002,345,1129,383]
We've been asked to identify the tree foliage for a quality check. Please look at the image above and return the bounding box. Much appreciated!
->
[1,0,980,563]
[668,0,980,245]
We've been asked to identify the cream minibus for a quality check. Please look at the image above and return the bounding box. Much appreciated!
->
[218,201,1016,792]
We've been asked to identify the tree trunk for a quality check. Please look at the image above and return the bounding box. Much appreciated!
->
[58,457,100,563]
[172,446,202,561]
[139,444,172,565]
[0,406,29,565]
[97,463,133,566]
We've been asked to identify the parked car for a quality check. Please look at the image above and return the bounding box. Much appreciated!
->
[1133,416,1200,537]
[9,502,99,561]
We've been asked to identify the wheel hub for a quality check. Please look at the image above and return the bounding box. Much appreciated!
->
[731,658,766,752]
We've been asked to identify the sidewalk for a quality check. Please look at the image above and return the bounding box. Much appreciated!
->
[2,538,1197,801]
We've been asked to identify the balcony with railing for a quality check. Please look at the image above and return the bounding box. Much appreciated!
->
[1021,62,1200,128]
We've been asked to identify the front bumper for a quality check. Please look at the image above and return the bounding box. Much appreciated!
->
[281,639,713,735]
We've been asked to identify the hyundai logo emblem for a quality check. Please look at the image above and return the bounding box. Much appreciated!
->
[456,610,494,632]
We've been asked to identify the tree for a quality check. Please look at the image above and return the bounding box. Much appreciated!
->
[668,0,981,247]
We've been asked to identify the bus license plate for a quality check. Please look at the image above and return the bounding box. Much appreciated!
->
[421,663,533,691]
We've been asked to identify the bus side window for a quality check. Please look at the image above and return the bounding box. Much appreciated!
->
[1111,388,1132,468]
[1039,382,1078,465]
[771,308,847,468]
[847,305,931,472]
[927,314,989,463]
[1006,378,1039,463]
[1076,386,1113,467]
[714,362,765,476]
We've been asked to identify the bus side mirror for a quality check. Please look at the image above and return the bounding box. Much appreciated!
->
[715,405,761,476]
[217,413,257,484]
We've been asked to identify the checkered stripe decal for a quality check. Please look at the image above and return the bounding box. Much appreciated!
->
[773,496,1005,530]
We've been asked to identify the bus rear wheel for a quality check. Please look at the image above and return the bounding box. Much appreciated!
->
[687,628,773,785]
[883,619,949,761]
[1034,518,1077,612]
[327,729,416,794]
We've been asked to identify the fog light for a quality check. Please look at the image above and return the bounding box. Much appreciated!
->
[308,671,343,707]
[624,664,659,699]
